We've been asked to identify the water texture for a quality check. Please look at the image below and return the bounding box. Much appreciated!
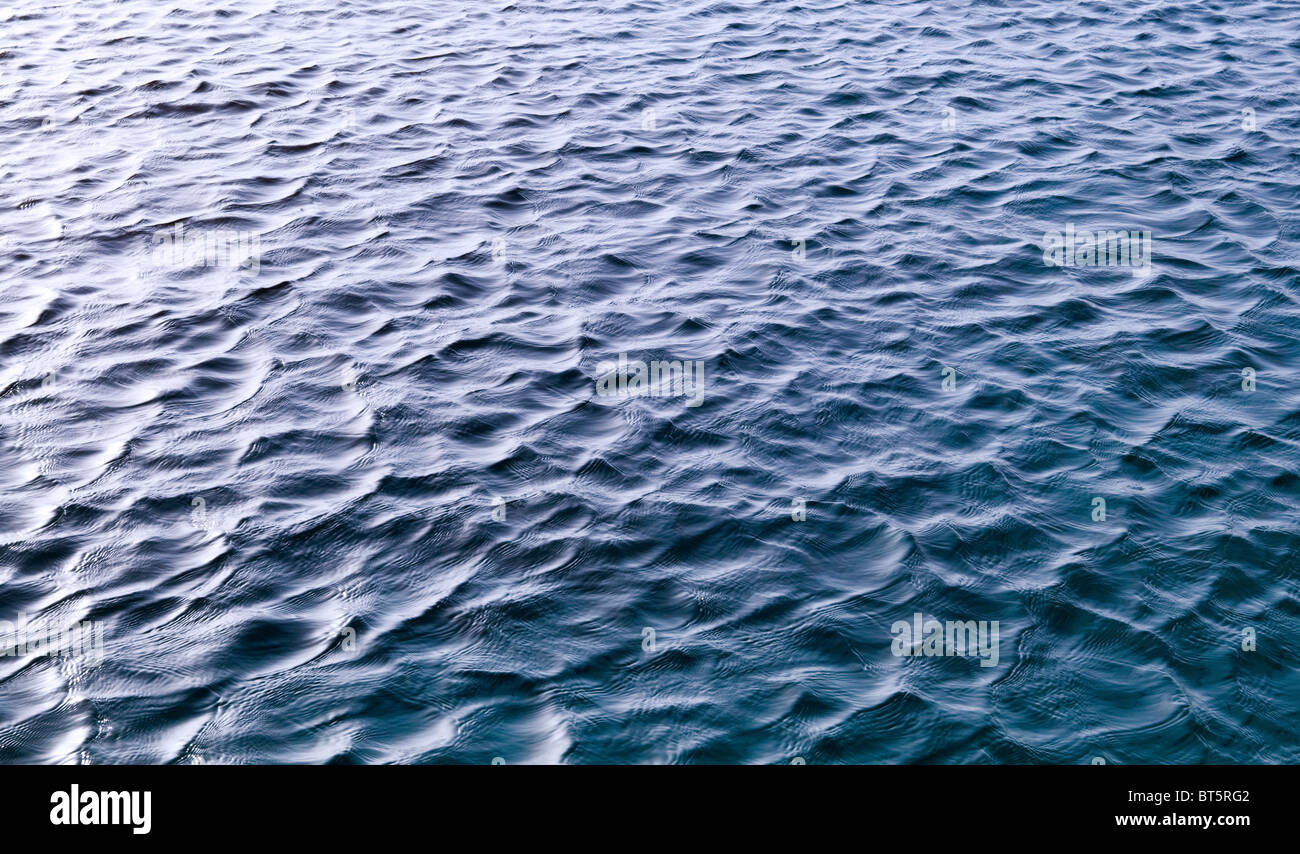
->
[1,0,1298,764]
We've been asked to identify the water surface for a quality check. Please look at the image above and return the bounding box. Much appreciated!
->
[1,0,1298,763]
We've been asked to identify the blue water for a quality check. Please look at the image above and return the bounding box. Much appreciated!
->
[1,0,1298,764]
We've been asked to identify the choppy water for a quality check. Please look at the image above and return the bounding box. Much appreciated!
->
[1,0,1298,764]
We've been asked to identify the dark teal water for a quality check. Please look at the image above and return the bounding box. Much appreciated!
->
[1,0,1298,764]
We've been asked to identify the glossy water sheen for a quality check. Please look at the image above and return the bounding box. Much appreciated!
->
[1,0,1298,764]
